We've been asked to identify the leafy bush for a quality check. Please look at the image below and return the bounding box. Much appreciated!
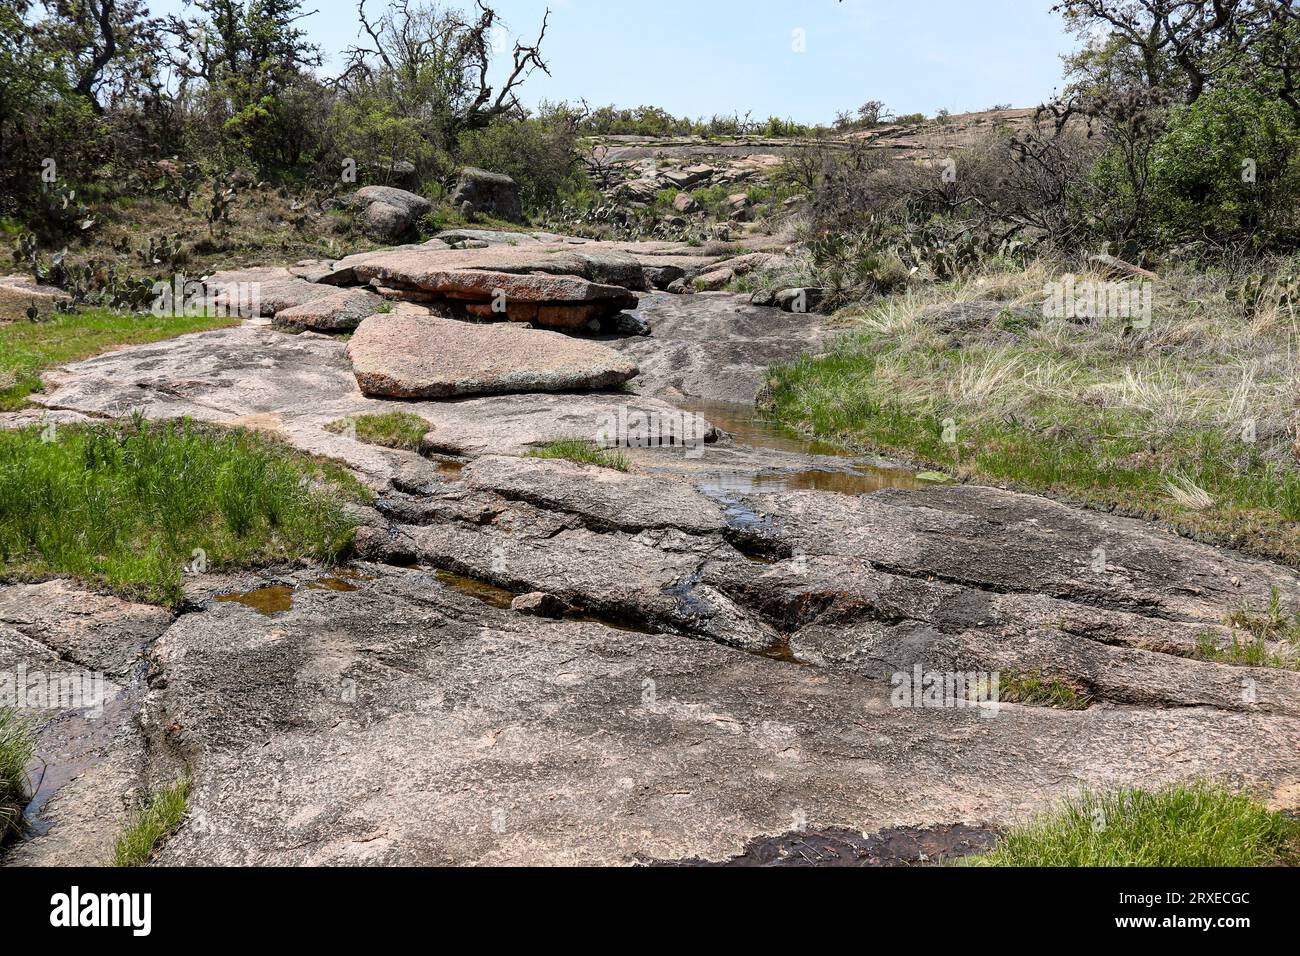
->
[457,113,589,214]
[1149,85,1300,246]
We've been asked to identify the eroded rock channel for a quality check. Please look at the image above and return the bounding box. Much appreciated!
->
[6,229,1299,866]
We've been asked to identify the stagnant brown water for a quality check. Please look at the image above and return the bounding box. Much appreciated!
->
[216,572,363,615]
[434,570,515,608]
[681,400,924,496]
[217,584,295,615]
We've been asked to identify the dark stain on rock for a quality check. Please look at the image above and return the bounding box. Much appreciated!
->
[436,569,662,634]
[654,823,998,867]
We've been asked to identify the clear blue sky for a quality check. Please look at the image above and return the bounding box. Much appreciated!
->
[149,0,1076,123]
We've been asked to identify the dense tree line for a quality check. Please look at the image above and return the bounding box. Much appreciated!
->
[3,0,1297,258]
[0,0,580,230]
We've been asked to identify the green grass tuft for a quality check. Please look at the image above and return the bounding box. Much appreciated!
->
[1194,586,1300,669]
[998,671,1092,709]
[528,438,630,472]
[0,707,35,843]
[113,773,192,867]
[0,416,366,605]
[0,307,238,410]
[971,783,1300,867]
[326,412,430,452]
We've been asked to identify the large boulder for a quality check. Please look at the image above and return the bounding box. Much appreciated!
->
[672,192,701,214]
[348,186,433,241]
[322,242,646,293]
[347,312,638,399]
[368,159,418,189]
[448,167,522,222]
[721,193,754,221]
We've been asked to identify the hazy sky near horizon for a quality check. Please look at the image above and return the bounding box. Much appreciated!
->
[146,0,1076,123]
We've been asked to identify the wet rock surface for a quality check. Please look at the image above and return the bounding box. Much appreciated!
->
[10,229,1300,866]
[0,582,173,866]
[655,824,999,867]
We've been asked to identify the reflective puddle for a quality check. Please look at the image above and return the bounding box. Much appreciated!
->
[699,465,921,497]
[681,399,854,458]
[216,571,366,615]
[217,584,295,615]
[435,570,515,609]
[307,576,360,593]
[681,400,923,496]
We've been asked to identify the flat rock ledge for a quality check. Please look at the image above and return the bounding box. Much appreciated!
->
[347,312,639,399]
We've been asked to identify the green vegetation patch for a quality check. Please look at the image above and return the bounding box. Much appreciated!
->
[114,773,192,867]
[1196,587,1300,669]
[763,270,1300,565]
[528,438,630,472]
[0,707,35,843]
[1,307,239,410]
[327,412,430,452]
[0,417,366,605]
[998,671,1092,710]
[971,783,1300,867]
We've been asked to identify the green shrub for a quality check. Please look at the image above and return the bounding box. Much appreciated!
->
[528,438,629,471]
[114,773,191,866]
[457,114,589,214]
[326,412,429,451]
[1149,86,1300,245]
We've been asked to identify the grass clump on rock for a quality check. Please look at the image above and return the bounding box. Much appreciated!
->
[326,411,430,452]
[0,707,34,843]
[529,438,630,472]
[998,671,1092,710]
[0,416,366,605]
[114,773,192,867]
[972,783,1300,867]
